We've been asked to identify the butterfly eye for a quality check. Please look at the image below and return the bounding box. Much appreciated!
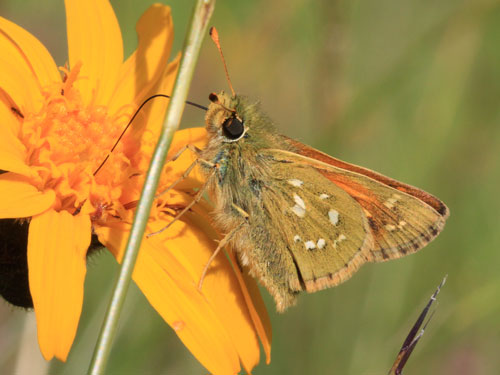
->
[222,116,244,140]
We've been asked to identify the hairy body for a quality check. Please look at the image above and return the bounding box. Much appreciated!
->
[200,92,448,312]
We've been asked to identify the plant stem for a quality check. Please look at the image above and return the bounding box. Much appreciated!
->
[88,1,215,373]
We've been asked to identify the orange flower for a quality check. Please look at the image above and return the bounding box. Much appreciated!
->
[0,1,271,373]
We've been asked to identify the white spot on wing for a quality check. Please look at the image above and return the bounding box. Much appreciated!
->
[383,194,402,209]
[294,193,306,209]
[291,205,305,218]
[317,238,326,249]
[385,224,396,232]
[383,201,395,209]
[319,193,329,200]
[333,234,347,249]
[291,193,306,218]
[385,221,406,232]
[294,235,301,243]
[288,179,303,187]
[305,241,316,250]
[328,209,339,225]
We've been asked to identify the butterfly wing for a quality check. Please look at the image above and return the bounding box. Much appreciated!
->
[202,93,448,312]
[229,144,447,312]
[264,141,449,264]
[282,136,449,217]
[234,159,374,312]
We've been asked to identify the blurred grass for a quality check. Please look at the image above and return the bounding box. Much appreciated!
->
[0,0,499,374]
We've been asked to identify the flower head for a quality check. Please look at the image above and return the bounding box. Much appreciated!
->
[0,1,270,373]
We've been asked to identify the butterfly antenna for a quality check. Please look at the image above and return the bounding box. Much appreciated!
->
[93,94,207,176]
[210,27,236,97]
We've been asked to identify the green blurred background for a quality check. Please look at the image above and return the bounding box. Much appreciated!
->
[1,0,499,374]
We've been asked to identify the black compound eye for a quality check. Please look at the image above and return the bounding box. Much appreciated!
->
[222,116,244,139]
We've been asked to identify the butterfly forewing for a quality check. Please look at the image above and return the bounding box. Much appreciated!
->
[283,137,449,217]
[265,147,448,263]
[318,168,446,261]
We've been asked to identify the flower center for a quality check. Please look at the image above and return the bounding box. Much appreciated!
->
[20,63,138,215]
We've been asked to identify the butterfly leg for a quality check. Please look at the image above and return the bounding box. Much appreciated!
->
[146,161,218,237]
[198,203,249,290]
[197,220,246,291]
[155,144,204,199]
[168,143,203,162]
[156,158,206,199]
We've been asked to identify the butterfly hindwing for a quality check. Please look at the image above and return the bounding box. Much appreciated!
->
[234,157,373,311]
[263,162,373,290]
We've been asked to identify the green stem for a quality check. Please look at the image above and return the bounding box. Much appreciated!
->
[88,1,215,374]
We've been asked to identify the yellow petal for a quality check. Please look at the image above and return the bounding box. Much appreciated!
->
[0,144,32,183]
[118,51,180,155]
[155,214,263,372]
[28,210,91,361]
[0,15,60,89]
[0,142,31,177]
[97,225,239,374]
[166,128,208,157]
[64,0,123,105]
[96,213,264,374]
[108,4,175,114]
[0,173,55,218]
[0,100,21,139]
[228,250,272,364]
[0,102,33,176]
[127,128,208,208]
[127,53,180,154]
[0,17,46,113]
[188,203,273,366]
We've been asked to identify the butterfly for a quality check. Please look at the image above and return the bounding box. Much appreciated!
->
[196,90,448,312]
[186,28,449,312]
